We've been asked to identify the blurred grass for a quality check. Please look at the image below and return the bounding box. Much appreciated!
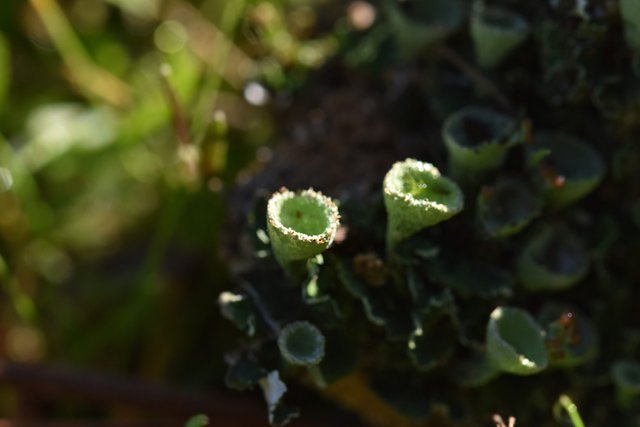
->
[0,0,346,418]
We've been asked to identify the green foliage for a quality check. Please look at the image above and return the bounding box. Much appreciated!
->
[0,0,344,421]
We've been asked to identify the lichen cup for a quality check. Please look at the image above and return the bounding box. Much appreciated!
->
[267,188,340,276]
[516,225,589,292]
[529,132,605,209]
[612,360,640,409]
[384,0,463,60]
[477,178,541,238]
[278,321,326,366]
[470,1,530,69]
[621,0,640,53]
[442,107,518,187]
[486,306,548,375]
[538,304,598,368]
[383,158,463,251]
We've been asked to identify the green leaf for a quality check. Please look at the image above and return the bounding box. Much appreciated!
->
[427,256,514,299]
[270,404,301,427]
[278,321,325,366]
[312,332,359,386]
[225,354,267,391]
[258,371,299,426]
[369,371,433,421]
[408,313,457,371]
[218,291,257,336]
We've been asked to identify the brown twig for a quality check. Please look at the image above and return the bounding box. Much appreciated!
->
[436,45,513,112]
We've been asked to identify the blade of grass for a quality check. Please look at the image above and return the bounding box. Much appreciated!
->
[190,0,249,143]
[28,0,132,107]
[555,394,586,427]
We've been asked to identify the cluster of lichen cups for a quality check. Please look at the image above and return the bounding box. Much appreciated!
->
[221,99,640,424]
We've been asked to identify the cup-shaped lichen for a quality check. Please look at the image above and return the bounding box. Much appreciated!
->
[267,188,340,271]
[612,360,640,408]
[539,304,598,368]
[470,2,530,69]
[278,321,326,366]
[486,306,548,375]
[442,107,517,187]
[477,178,541,238]
[384,0,463,59]
[530,132,605,208]
[516,225,589,292]
[620,0,640,53]
[383,159,463,249]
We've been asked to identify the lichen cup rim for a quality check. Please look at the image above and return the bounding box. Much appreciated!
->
[383,158,464,216]
[278,320,326,366]
[477,178,541,237]
[442,107,516,150]
[612,360,640,391]
[533,131,605,182]
[267,188,340,247]
[472,1,530,35]
[385,0,463,29]
[486,306,548,375]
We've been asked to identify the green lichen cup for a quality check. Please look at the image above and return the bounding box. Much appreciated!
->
[384,0,463,60]
[278,321,326,366]
[383,159,463,250]
[477,178,541,238]
[470,1,530,69]
[516,225,589,292]
[486,306,548,375]
[621,0,640,53]
[538,304,598,368]
[530,132,605,209]
[442,107,518,187]
[612,360,640,409]
[267,188,340,274]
